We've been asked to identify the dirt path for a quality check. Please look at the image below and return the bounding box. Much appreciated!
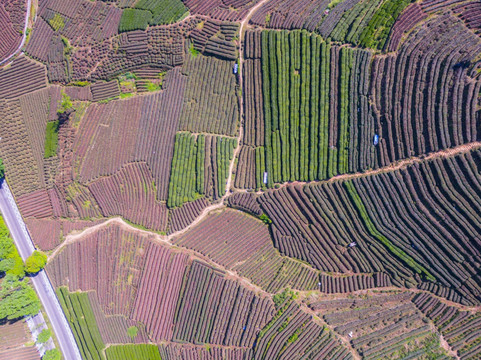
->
[0,0,33,66]
[234,141,481,194]
[163,0,271,241]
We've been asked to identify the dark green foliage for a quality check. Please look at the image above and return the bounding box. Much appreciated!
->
[57,287,105,360]
[119,9,152,32]
[44,121,59,159]
[25,250,47,274]
[0,274,40,320]
[134,0,188,25]
[105,344,162,360]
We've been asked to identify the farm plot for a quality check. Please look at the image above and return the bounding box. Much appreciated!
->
[57,287,105,360]
[178,53,239,137]
[308,291,450,359]
[0,320,38,360]
[88,162,168,231]
[76,23,188,81]
[413,293,481,359]
[258,148,481,305]
[167,132,237,208]
[189,20,239,60]
[254,290,353,360]
[47,223,278,348]
[250,0,411,50]
[241,29,375,188]
[174,208,320,293]
[171,260,274,347]
[47,224,151,316]
[370,14,481,167]
[74,69,185,202]
[318,273,392,294]
[133,0,188,26]
[158,343,251,360]
[131,243,190,341]
[0,0,25,63]
[183,0,257,21]
[38,0,121,46]
[0,99,44,197]
[105,345,161,360]
[0,56,47,99]
[25,218,106,251]
[87,291,150,345]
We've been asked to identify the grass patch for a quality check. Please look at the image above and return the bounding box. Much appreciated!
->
[189,43,200,57]
[44,121,59,159]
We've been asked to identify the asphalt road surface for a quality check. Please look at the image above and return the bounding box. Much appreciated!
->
[0,180,82,360]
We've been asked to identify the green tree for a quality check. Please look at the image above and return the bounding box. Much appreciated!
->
[0,231,25,278]
[25,251,47,274]
[43,348,61,360]
[127,326,138,340]
[0,274,40,320]
[37,328,51,344]
[57,92,73,114]
[0,158,4,179]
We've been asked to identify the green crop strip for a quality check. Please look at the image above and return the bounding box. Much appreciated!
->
[259,30,363,187]
[167,133,236,208]
[105,344,161,360]
[56,287,105,360]
[44,121,59,158]
[344,181,436,282]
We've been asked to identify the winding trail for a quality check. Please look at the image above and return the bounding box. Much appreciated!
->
[0,0,32,66]
[237,141,481,195]
[50,141,481,263]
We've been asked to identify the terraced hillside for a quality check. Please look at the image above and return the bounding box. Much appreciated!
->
[0,0,481,358]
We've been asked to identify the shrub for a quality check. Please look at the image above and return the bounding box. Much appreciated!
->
[25,251,48,274]
[37,329,51,344]
[127,326,138,340]
[43,349,61,360]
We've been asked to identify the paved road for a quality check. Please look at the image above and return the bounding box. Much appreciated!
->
[0,180,82,360]
[0,0,33,66]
